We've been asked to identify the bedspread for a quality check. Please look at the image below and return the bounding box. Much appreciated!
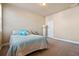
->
[7,34,47,56]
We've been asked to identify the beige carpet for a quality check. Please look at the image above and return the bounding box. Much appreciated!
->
[0,38,79,56]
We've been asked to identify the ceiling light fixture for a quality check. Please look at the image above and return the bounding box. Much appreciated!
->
[42,3,46,6]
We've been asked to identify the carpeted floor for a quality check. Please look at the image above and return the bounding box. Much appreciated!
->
[0,38,79,56]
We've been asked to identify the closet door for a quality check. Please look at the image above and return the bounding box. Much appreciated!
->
[0,3,2,49]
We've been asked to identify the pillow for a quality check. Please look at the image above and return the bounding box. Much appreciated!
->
[18,29,29,36]
[12,29,29,36]
[12,30,18,35]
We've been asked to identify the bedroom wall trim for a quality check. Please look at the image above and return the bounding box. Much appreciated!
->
[55,37,79,45]
[49,37,79,45]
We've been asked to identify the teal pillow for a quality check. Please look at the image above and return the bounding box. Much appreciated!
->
[18,29,29,36]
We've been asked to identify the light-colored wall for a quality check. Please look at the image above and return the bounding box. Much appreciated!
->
[3,4,45,43]
[46,6,79,42]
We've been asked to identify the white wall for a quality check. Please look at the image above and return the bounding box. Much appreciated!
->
[46,6,79,42]
[3,4,45,43]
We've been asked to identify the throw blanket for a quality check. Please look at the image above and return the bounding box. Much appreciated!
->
[7,34,47,56]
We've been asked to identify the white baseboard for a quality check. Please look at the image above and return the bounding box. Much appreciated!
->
[50,37,79,45]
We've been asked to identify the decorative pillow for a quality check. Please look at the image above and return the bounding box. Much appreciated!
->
[12,30,18,35]
[18,29,29,36]
[12,29,29,36]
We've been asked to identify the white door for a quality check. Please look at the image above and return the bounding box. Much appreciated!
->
[46,15,54,38]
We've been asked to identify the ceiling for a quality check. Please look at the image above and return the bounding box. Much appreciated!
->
[8,3,79,16]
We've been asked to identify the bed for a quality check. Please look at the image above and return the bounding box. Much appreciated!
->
[7,29,48,56]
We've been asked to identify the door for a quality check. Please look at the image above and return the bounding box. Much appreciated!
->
[46,15,54,38]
